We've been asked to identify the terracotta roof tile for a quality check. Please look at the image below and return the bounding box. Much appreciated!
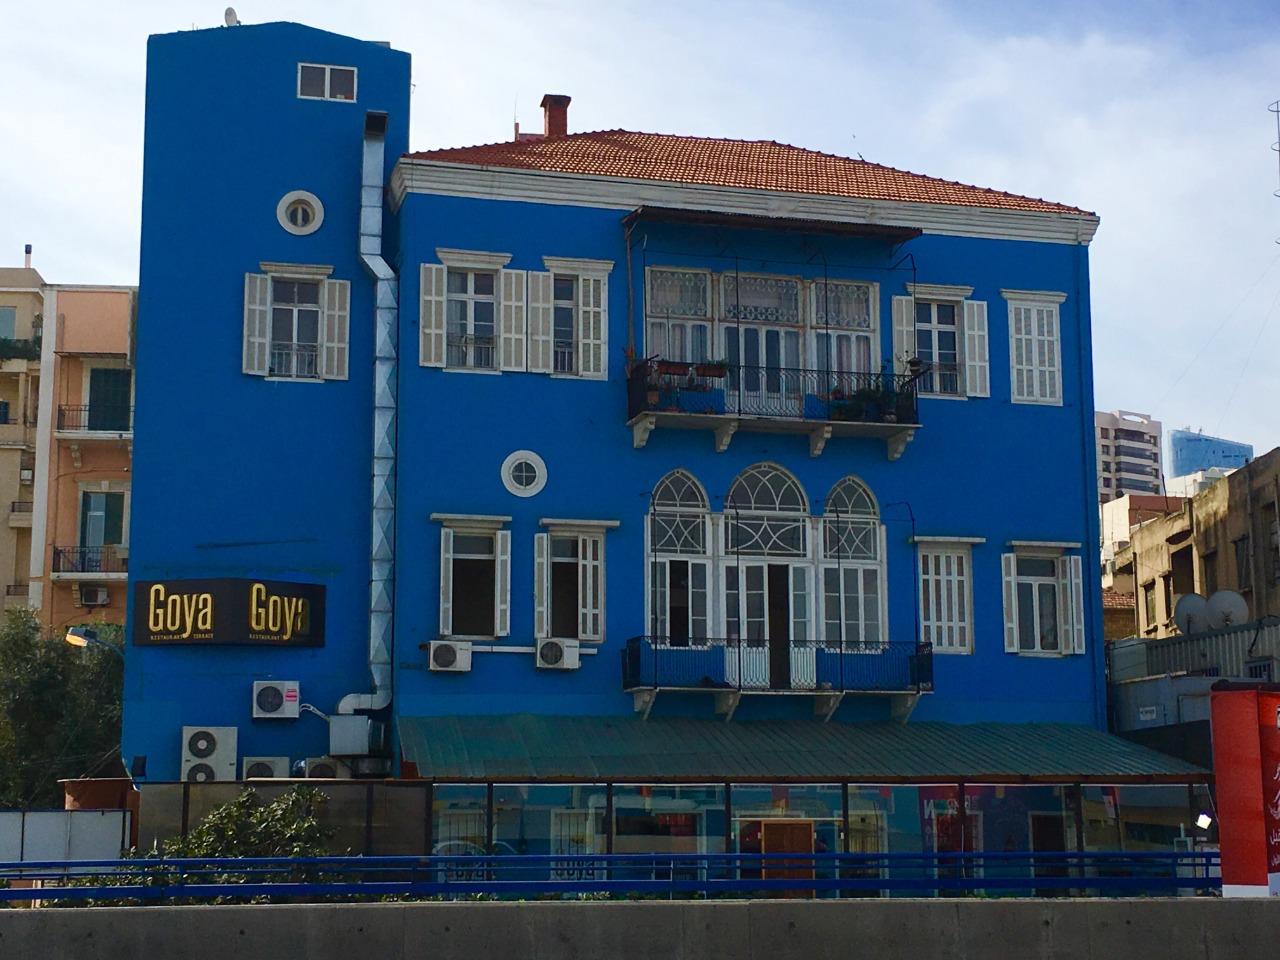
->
[406,130,1091,216]
[1102,590,1136,610]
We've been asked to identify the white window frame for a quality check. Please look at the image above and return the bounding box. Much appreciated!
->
[296,63,358,102]
[444,268,498,371]
[275,190,324,236]
[1003,290,1066,406]
[645,266,713,362]
[1002,547,1085,656]
[539,519,619,643]
[917,541,973,654]
[431,514,513,641]
[542,257,612,381]
[810,279,879,379]
[912,299,965,398]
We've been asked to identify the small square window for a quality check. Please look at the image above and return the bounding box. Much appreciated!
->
[299,64,326,98]
[0,306,15,340]
[328,68,356,101]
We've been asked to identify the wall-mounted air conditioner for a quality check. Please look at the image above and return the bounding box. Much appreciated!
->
[304,756,351,779]
[19,469,32,485]
[242,756,291,779]
[252,680,300,719]
[181,725,237,783]
[536,638,580,670]
[429,639,472,672]
[76,585,110,608]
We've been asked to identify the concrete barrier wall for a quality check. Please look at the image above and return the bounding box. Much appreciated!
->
[1,898,1277,960]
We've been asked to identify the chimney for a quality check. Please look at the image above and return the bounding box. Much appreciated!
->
[541,94,571,138]
[23,244,31,269]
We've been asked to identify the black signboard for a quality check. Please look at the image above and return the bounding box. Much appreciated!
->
[133,578,326,647]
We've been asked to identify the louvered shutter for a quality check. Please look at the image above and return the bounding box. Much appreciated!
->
[242,273,270,375]
[579,274,607,379]
[527,271,554,373]
[1068,554,1085,655]
[321,279,350,380]
[499,269,527,371]
[534,532,550,639]
[891,296,915,375]
[420,264,447,368]
[495,529,511,637]
[1002,553,1018,653]
[962,299,989,397]
[439,527,454,637]
[579,534,603,640]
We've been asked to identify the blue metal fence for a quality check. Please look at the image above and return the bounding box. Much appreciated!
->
[0,851,1220,903]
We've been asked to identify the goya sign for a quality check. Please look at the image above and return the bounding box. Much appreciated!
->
[133,578,325,646]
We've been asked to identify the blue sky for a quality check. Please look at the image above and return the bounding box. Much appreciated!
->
[3,0,1279,460]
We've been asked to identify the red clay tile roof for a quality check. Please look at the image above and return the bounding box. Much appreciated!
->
[406,130,1091,216]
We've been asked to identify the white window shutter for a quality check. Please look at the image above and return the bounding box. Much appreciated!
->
[499,269,527,372]
[1002,553,1018,653]
[579,534,603,640]
[534,532,550,639]
[1069,554,1085,655]
[878,523,889,644]
[891,296,915,375]
[420,263,447,368]
[439,527,454,637]
[321,279,350,380]
[579,274,607,379]
[962,299,989,398]
[495,529,511,637]
[527,271,554,374]
[242,273,270,375]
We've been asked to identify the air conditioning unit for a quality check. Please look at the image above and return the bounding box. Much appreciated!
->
[242,756,291,779]
[536,637,580,670]
[73,584,110,608]
[304,756,351,779]
[181,725,237,783]
[252,680,300,719]
[19,469,31,485]
[429,639,472,672]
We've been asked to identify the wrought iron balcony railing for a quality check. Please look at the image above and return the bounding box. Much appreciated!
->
[627,361,919,426]
[51,545,127,575]
[446,334,496,370]
[5,584,27,597]
[9,501,31,513]
[622,636,933,695]
[56,404,133,433]
[269,343,319,379]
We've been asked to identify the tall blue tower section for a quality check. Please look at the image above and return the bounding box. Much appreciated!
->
[1169,429,1254,477]
[126,23,409,778]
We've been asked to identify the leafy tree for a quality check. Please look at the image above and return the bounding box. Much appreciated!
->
[163,785,333,859]
[0,610,123,808]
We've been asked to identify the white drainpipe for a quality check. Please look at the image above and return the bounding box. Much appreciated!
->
[338,111,396,715]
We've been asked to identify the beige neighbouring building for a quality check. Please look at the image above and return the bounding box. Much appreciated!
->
[15,262,136,632]
[0,256,46,612]
[1113,446,1280,639]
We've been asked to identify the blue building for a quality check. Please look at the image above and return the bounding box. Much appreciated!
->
[1169,428,1253,478]
[125,20,1204,859]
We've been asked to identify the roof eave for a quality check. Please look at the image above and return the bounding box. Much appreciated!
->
[391,158,1100,246]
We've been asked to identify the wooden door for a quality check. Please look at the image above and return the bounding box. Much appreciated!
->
[761,819,815,897]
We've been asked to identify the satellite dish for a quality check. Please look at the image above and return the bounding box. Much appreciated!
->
[1206,590,1250,630]
[224,6,240,26]
[1173,593,1209,636]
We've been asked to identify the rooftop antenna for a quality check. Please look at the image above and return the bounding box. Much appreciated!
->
[224,6,240,26]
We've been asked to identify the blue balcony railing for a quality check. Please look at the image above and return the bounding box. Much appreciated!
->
[627,360,919,426]
[622,636,932,694]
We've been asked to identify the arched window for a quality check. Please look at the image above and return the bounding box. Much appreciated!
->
[650,469,709,555]
[725,463,808,556]
[819,475,885,649]
[648,470,710,643]
[823,476,879,560]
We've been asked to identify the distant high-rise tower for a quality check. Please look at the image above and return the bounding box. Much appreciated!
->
[1095,410,1163,504]
[1168,429,1253,478]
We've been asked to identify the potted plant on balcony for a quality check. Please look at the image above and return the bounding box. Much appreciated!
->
[655,359,691,377]
[694,359,729,379]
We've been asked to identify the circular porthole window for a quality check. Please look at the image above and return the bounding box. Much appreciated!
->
[276,190,324,236]
[501,450,547,498]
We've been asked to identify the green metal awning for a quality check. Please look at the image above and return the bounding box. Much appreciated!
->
[398,714,1209,784]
